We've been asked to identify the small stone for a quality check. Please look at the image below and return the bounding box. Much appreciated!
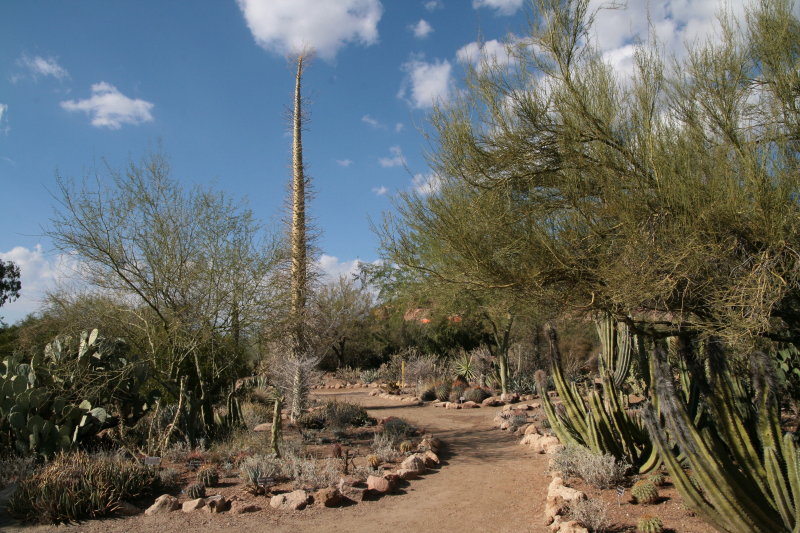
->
[145,494,180,515]
[270,490,310,511]
[369,389,379,396]
[524,424,540,436]
[445,402,462,409]
[461,401,480,408]
[557,520,589,533]
[182,498,206,513]
[253,422,272,432]
[482,397,504,407]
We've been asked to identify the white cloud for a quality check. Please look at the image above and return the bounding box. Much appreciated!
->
[361,114,383,128]
[410,19,433,39]
[15,54,69,82]
[317,254,373,283]
[0,104,8,135]
[60,82,154,129]
[379,145,406,168]
[412,172,442,195]
[398,56,454,109]
[236,0,383,60]
[583,0,800,84]
[424,0,443,11]
[472,0,523,15]
[0,245,78,324]
[372,185,388,195]
[395,122,405,132]
[456,39,514,68]
[336,158,353,167]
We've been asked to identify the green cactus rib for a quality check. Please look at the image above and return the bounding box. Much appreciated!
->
[644,344,791,533]
[539,323,655,471]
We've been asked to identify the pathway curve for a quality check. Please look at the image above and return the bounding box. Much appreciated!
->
[1,389,551,533]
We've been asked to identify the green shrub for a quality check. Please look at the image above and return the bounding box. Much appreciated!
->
[360,369,378,384]
[418,382,437,401]
[7,451,154,524]
[156,467,179,490]
[239,454,283,493]
[296,411,325,430]
[567,498,611,532]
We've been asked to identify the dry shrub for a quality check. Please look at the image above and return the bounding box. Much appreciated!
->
[567,498,612,532]
[550,445,629,489]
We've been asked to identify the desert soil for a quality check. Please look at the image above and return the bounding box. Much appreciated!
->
[0,389,714,533]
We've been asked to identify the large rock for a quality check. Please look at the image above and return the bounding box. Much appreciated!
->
[522,433,562,454]
[482,397,504,407]
[445,402,461,409]
[270,490,310,511]
[253,422,272,432]
[367,475,393,494]
[500,392,520,403]
[461,401,480,408]
[204,494,230,513]
[182,498,206,513]
[544,477,586,525]
[369,389,380,396]
[421,450,440,467]
[394,468,420,480]
[419,436,441,452]
[145,494,180,515]
[400,454,427,474]
[314,487,346,507]
[524,424,540,436]
[557,521,589,533]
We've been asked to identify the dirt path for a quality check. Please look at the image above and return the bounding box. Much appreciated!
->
[2,390,551,533]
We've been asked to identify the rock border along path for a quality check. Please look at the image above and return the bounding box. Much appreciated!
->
[1,389,553,533]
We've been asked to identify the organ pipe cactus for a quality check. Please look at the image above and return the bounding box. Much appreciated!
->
[642,340,798,533]
[537,323,658,473]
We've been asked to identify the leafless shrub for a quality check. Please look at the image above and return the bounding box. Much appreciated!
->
[550,445,629,489]
[567,498,612,532]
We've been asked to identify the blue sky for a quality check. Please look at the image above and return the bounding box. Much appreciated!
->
[0,0,782,323]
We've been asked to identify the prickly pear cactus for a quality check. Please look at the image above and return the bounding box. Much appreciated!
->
[632,480,659,504]
[637,515,664,533]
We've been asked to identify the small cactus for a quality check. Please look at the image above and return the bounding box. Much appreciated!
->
[186,482,206,499]
[366,454,381,469]
[434,382,451,402]
[637,515,664,533]
[196,465,219,487]
[648,472,665,487]
[399,440,414,453]
[631,480,659,504]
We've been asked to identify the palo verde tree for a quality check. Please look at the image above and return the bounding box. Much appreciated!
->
[383,0,800,352]
[0,260,21,310]
[47,152,280,443]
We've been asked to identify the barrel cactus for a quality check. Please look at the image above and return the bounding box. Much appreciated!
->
[366,454,381,469]
[186,482,206,499]
[399,440,414,453]
[637,515,664,533]
[648,473,665,487]
[434,382,451,402]
[196,465,219,487]
[632,480,659,504]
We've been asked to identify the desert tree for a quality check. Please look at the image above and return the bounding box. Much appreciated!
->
[382,0,800,353]
[47,151,280,442]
